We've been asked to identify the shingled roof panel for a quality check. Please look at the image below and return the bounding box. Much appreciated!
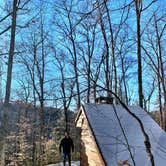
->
[83,104,166,166]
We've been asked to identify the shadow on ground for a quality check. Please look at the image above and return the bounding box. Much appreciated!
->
[47,161,80,166]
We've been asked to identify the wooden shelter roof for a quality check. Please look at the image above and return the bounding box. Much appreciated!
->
[76,103,166,166]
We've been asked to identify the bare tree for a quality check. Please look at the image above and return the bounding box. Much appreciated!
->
[53,49,75,131]
[142,10,166,128]
[78,16,98,103]
[15,76,31,103]
[17,11,49,164]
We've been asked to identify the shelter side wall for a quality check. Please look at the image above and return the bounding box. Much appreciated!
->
[77,111,105,166]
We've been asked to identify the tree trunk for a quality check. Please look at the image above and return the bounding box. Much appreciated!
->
[86,43,91,103]
[4,0,17,105]
[97,0,110,95]
[157,75,163,128]
[154,13,166,129]
[120,52,129,105]
[104,0,117,97]
[0,141,6,166]
[71,33,80,109]
[135,0,143,108]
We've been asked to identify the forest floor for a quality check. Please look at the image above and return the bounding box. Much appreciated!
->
[47,161,80,166]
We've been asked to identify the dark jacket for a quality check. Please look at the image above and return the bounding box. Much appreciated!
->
[59,137,74,154]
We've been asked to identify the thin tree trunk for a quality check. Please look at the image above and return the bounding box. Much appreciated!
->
[71,36,80,109]
[68,13,80,108]
[121,53,129,105]
[104,0,117,97]
[97,0,110,94]
[86,25,95,103]
[154,13,166,129]
[157,75,163,128]
[87,38,91,103]
[4,0,17,105]
[93,82,97,101]
[135,0,143,108]
[61,79,68,131]
[0,141,6,166]
[64,107,68,131]
[39,16,46,164]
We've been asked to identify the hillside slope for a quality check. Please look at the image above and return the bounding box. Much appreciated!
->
[0,103,80,166]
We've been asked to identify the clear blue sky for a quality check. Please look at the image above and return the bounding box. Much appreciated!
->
[0,0,165,110]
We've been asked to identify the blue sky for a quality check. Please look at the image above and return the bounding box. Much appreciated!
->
[0,0,165,110]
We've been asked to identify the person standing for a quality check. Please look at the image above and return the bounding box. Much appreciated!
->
[59,131,74,166]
